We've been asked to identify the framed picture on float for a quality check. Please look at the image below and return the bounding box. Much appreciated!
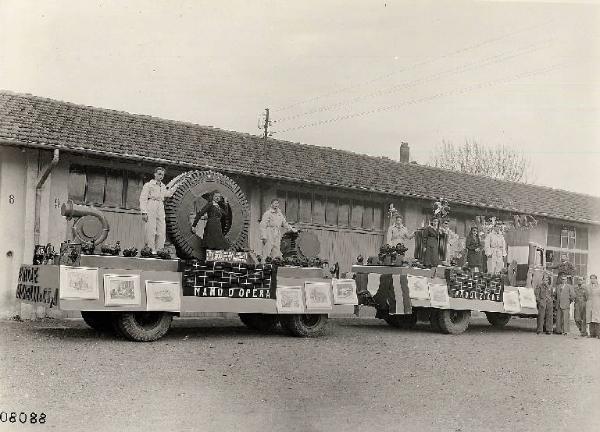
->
[332,279,358,305]
[518,287,537,309]
[304,281,333,309]
[428,282,450,308]
[145,281,181,312]
[503,290,521,314]
[276,286,305,313]
[59,266,99,300]
[103,274,141,306]
[407,275,430,300]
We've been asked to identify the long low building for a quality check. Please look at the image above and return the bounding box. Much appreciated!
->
[1,91,599,318]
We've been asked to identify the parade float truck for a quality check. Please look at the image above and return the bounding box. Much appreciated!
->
[16,170,355,341]
[352,225,543,334]
[15,170,539,341]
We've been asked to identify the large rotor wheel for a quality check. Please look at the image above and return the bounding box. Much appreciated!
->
[165,170,250,259]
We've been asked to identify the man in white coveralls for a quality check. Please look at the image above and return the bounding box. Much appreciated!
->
[140,167,178,254]
[260,198,296,259]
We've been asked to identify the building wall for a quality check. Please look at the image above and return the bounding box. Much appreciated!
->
[2,147,599,316]
[588,226,600,278]
[0,147,31,318]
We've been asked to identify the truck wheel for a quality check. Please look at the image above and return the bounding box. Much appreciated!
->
[239,314,278,332]
[429,309,442,332]
[113,312,173,342]
[438,309,471,335]
[485,312,511,328]
[164,170,250,258]
[280,314,328,337]
[81,311,115,333]
[384,313,417,329]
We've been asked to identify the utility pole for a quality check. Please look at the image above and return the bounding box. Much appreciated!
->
[262,108,271,141]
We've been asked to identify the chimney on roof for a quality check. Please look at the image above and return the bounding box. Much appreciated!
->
[399,142,410,163]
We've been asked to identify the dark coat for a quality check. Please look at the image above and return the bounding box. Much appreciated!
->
[193,202,229,250]
[423,225,440,267]
[465,234,482,268]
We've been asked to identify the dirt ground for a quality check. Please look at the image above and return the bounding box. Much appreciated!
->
[1,316,599,432]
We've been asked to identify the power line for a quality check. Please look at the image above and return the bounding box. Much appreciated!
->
[274,40,553,124]
[272,19,554,113]
[276,63,565,134]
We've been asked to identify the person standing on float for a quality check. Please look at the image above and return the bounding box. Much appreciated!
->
[465,227,483,272]
[386,214,416,256]
[422,218,440,268]
[484,224,507,274]
[440,219,459,263]
[191,192,229,251]
[260,199,296,259]
[140,167,178,254]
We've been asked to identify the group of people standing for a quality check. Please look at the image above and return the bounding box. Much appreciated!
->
[385,215,507,273]
[465,224,507,274]
[386,215,455,268]
[535,273,600,338]
[192,196,296,259]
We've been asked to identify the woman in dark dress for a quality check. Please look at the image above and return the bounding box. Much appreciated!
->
[423,218,440,268]
[465,226,482,271]
[191,192,229,250]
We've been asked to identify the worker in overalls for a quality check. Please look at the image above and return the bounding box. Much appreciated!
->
[574,277,588,336]
[140,167,178,254]
[534,272,553,334]
[260,199,296,259]
[554,274,575,335]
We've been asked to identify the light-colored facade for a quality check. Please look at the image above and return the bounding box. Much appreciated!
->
[2,144,599,319]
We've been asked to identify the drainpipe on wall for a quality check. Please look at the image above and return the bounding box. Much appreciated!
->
[34,149,60,246]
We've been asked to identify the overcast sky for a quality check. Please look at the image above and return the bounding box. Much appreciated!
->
[1,0,598,196]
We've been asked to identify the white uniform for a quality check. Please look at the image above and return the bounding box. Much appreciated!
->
[260,209,292,259]
[441,227,460,262]
[140,180,175,252]
[484,231,506,274]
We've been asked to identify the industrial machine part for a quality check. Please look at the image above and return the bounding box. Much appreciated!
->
[61,200,110,246]
[164,170,250,259]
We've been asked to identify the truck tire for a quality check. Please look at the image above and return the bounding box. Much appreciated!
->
[437,309,471,335]
[113,312,173,342]
[81,311,115,333]
[164,170,250,258]
[239,313,278,332]
[485,312,511,328]
[280,314,328,337]
[384,313,417,330]
[429,309,442,332]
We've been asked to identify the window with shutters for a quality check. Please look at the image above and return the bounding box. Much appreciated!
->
[546,223,588,278]
[68,164,148,210]
[272,187,385,232]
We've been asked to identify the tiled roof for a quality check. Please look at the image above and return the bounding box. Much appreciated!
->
[1,91,600,224]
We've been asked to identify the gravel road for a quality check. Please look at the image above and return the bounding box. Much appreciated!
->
[1,316,599,432]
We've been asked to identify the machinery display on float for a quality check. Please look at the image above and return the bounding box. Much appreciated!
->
[16,170,541,341]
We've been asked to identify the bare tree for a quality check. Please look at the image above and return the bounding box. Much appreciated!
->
[429,139,533,183]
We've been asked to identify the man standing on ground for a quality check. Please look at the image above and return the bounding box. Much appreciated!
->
[586,275,600,338]
[140,167,178,254]
[534,272,553,335]
[554,274,575,335]
[573,276,588,336]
